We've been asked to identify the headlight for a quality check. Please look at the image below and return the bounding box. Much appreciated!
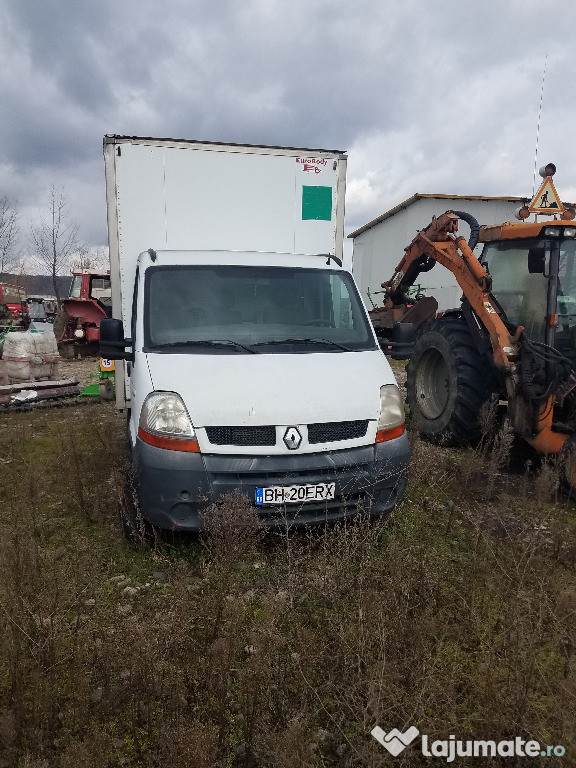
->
[376,384,405,443]
[544,227,561,238]
[138,392,199,452]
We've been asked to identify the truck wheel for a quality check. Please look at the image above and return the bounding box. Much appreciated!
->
[406,316,498,446]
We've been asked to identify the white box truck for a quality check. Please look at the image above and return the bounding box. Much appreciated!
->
[101,135,409,533]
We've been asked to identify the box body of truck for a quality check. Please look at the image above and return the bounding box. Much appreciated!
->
[103,135,409,531]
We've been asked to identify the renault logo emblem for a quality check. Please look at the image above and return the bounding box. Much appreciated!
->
[283,426,302,450]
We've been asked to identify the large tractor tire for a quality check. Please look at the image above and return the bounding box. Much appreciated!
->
[406,316,499,446]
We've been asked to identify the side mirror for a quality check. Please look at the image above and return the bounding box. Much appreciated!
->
[528,247,546,274]
[100,318,132,360]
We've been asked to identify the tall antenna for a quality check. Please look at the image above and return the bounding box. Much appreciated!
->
[532,54,549,197]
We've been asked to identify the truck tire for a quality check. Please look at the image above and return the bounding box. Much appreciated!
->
[406,316,498,446]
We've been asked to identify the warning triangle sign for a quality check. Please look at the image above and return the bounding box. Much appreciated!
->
[528,177,564,214]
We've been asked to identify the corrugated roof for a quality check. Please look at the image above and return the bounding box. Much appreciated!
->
[347,192,526,238]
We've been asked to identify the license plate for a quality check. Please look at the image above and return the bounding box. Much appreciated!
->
[255,482,336,506]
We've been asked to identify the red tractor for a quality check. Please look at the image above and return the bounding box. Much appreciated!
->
[0,283,30,333]
[54,270,112,356]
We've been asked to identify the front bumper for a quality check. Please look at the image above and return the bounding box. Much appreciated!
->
[131,433,410,532]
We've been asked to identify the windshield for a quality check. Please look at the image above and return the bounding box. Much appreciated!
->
[144,265,377,353]
[69,275,83,298]
[482,237,576,361]
[555,238,576,362]
[482,238,550,343]
[27,300,47,320]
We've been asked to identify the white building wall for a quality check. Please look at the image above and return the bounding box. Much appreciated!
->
[350,196,522,311]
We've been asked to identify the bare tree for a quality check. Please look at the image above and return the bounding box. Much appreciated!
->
[30,186,79,309]
[70,243,110,272]
[71,241,91,271]
[0,195,20,276]
[89,245,110,272]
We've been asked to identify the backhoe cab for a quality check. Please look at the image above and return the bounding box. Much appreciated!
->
[369,165,576,491]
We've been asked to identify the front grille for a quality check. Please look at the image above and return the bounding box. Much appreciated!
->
[207,420,369,447]
[206,425,276,446]
[308,420,368,444]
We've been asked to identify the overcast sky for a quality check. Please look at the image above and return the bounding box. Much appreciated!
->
[2,0,576,257]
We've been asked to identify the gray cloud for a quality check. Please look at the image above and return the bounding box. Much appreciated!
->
[1,0,576,250]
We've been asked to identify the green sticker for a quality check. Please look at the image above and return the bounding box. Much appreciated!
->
[302,186,333,221]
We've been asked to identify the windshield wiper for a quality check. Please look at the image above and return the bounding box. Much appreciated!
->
[252,338,352,351]
[153,339,259,354]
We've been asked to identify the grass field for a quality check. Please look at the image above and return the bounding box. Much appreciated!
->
[0,392,574,767]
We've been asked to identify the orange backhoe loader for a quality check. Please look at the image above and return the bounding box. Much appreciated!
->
[369,168,576,490]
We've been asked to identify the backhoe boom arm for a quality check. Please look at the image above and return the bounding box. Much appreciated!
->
[382,212,520,375]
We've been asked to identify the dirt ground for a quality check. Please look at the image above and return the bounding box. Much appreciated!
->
[389,358,407,391]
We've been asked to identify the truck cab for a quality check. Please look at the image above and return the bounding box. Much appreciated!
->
[102,249,409,531]
[480,221,576,365]
[56,271,112,351]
